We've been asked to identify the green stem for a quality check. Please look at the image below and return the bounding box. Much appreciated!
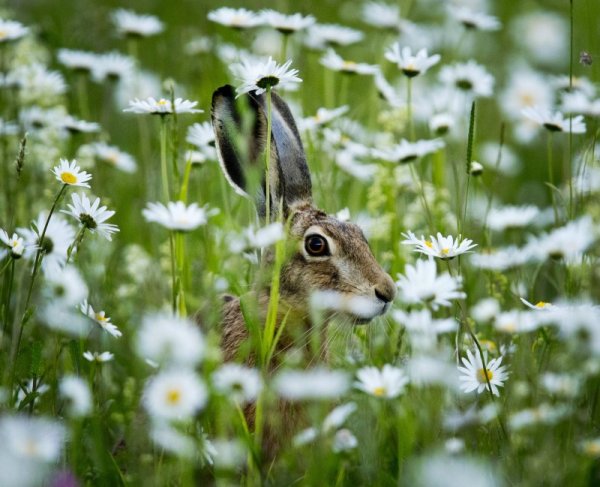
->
[160,115,170,202]
[169,232,177,314]
[568,0,574,220]
[265,87,273,224]
[9,184,68,391]
[176,232,187,317]
[2,259,15,340]
[406,77,414,141]
[66,226,87,264]
[77,72,90,120]
[547,132,558,224]
[280,33,289,62]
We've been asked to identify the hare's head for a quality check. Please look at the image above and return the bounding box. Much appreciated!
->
[212,85,395,323]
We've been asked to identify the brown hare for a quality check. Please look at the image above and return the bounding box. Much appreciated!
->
[211,85,396,365]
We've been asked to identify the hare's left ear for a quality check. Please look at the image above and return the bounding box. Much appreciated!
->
[211,85,312,219]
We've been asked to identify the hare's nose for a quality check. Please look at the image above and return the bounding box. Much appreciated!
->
[374,283,396,304]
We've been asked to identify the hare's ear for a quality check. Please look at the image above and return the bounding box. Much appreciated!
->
[211,85,312,219]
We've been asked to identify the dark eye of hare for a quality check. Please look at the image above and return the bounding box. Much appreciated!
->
[305,234,330,256]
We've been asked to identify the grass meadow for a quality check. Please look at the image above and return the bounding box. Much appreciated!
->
[1,0,600,485]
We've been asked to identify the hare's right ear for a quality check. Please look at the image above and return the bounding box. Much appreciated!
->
[211,84,313,219]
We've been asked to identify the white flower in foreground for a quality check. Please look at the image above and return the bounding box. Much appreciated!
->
[520,297,554,311]
[62,193,119,241]
[440,61,494,98]
[385,44,440,77]
[90,142,137,173]
[111,9,164,37]
[406,355,459,389]
[521,106,586,134]
[19,214,75,276]
[0,19,29,43]
[309,290,385,321]
[0,415,65,462]
[231,56,302,96]
[409,453,500,487]
[458,349,508,396]
[561,91,600,117]
[450,6,501,31]
[470,245,533,271]
[0,229,25,259]
[259,10,315,34]
[355,364,408,398]
[142,201,216,231]
[136,313,205,367]
[80,300,122,338]
[51,159,92,188]
[362,1,402,29]
[229,222,285,253]
[150,422,196,459]
[274,368,350,400]
[320,49,379,75]
[373,138,444,163]
[396,258,465,310]
[59,376,92,417]
[402,231,477,260]
[486,205,539,231]
[212,364,262,404]
[144,369,207,420]
[124,97,203,115]
[493,310,539,334]
[83,350,114,362]
[207,7,263,29]
[43,265,88,305]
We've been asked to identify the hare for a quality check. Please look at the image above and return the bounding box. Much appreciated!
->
[211,84,396,364]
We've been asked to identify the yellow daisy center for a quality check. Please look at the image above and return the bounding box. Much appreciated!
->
[0,31,6,40]
[477,368,493,383]
[157,99,169,106]
[441,248,450,255]
[95,313,107,322]
[535,301,549,308]
[61,172,77,184]
[373,386,387,397]
[424,240,433,248]
[11,241,18,247]
[23,439,39,457]
[343,61,357,70]
[166,388,182,405]
[583,442,600,457]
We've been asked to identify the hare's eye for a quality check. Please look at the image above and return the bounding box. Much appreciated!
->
[305,234,330,256]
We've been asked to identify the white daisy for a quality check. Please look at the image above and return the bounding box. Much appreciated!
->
[521,106,586,134]
[186,121,215,148]
[51,159,92,188]
[124,97,203,115]
[0,229,25,259]
[91,51,135,82]
[111,9,164,37]
[57,49,97,72]
[0,19,29,43]
[440,61,494,98]
[384,44,440,77]
[449,6,501,31]
[362,1,402,30]
[525,216,596,261]
[372,138,444,163]
[61,115,100,134]
[61,193,119,241]
[259,10,315,34]
[142,201,216,231]
[320,49,379,75]
[19,214,75,276]
[396,258,466,310]
[11,63,67,104]
[90,142,137,173]
[458,349,509,396]
[274,368,350,400]
[80,299,122,338]
[392,309,457,353]
[323,402,357,432]
[231,55,302,96]
[212,363,262,404]
[143,369,207,420]
[470,245,534,271]
[402,231,477,260]
[83,350,114,362]
[486,205,540,231]
[332,429,358,453]
[207,7,263,29]
[297,106,349,132]
[429,112,456,135]
[561,91,600,117]
[305,23,364,49]
[520,297,554,311]
[59,376,92,417]
[43,265,88,306]
[0,415,65,462]
[135,313,205,367]
[355,364,408,398]
[493,310,539,334]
